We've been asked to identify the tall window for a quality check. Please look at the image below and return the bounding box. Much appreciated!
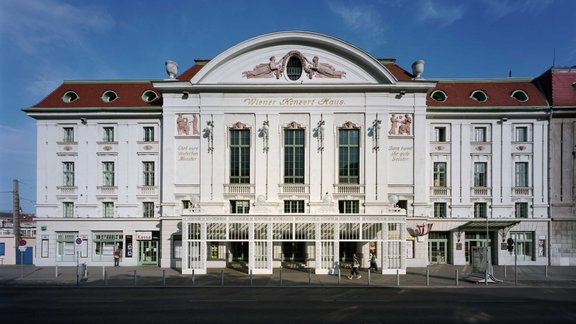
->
[63,127,74,143]
[103,127,115,142]
[231,200,250,214]
[103,202,114,218]
[143,126,154,142]
[515,127,528,142]
[433,162,447,187]
[143,162,155,186]
[339,129,359,184]
[230,129,250,184]
[284,200,305,213]
[284,129,305,183]
[339,200,359,214]
[63,162,75,186]
[511,232,534,260]
[473,162,487,187]
[515,202,528,218]
[434,202,447,218]
[102,162,115,186]
[434,127,446,142]
[474,202,487,218]
[515,162,528,187]
[143,202,155,218]
[474,127,487,142]
[63,202,74,218]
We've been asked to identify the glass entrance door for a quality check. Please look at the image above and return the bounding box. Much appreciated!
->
[428,232,449,264]
[138,240,158,265]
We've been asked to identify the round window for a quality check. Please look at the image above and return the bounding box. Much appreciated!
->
[286,56,303,81]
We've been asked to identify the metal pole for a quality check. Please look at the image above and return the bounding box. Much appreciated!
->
[102,266,105,280]
[545,265,548,279]
[504,264,507,278]
[514,248,518,286]
[76,251,80,286]
[308,269,311,286]
[55,265,58,278]
[368,267,371,286]
[250,270,253,286]
[337,268,341,286]
[133,270,137,286]
[426,268,430,286]
[104,270,108,286]
[455,269,459,286]
[485,215,489,286]
[220,269,224,286]
[279,269,282,286]
[192,269,195,286]
[20,251,24,279]
[396,269,400,287]
[163,269,166,287]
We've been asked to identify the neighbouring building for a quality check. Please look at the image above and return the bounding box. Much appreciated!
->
[23,31,574,274]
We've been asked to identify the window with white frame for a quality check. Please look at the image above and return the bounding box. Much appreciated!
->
[338,200,359,214]
[473,126,487,142]
[284,200,305,213]
[143,126,155,142]
[93,232,123,262]
[338,128,360,184]
[284,128,305,184]
[473,162,487,187]
[229,129,250,184]
[103,202,114,218]
[433,162,447,187]
[474,202,487,218]
[231,200,250,214]
[102,162,114,186]
[511,232,534,261]
[103,126,115,142]
[56,232,77,262]
[514,126,528,142]
[515,162,529,187]
[63,162,74,186]
[63,202,74,218]
[434,202,447,218]
[515,202,528,218]
[143,161,155,186]
[63,127,74,143]
[433,126,447,142]
[143,202,155,218]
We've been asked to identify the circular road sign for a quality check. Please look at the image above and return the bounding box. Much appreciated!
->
[19,239,27,246]
[75,237,83,246]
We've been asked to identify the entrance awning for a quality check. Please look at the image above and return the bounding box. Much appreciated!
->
[458,220,520,231]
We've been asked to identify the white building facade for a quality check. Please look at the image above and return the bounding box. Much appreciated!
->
[26,31,559,273]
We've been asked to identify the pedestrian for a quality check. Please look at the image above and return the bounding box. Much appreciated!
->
[370,253,378,272]
[348,253,361,280]
[114,247,121,267]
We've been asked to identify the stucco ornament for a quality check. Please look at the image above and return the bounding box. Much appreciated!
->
[242,51,346,80]
[165,60,178,79]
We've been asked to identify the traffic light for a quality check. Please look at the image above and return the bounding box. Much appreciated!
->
[507,238,514,252]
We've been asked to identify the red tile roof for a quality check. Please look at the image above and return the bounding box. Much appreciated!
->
[31,81,162,109]
[427,80,548,107]
[550,70,576,107]
[384,63,414,81]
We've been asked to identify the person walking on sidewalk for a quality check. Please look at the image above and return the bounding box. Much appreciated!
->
[348,254,361,280]
[369,253,378,273]
[114,246,122,267]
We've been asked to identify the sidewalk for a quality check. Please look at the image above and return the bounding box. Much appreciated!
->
[1,264,575,288]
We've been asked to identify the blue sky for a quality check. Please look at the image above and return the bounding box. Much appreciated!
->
[0,0,575,213]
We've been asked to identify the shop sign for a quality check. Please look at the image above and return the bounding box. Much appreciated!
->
[136,231,152,240]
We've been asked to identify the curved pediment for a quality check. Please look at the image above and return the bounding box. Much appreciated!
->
[190,31,398,85]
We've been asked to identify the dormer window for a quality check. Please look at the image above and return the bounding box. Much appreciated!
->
[470,90,488,102]
[431,90,447,102]
[62,91,79,103]
[101,90,118,103]
[511,90,529,102]
[141,90,159,103]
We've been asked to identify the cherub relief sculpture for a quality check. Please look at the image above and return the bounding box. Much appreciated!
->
[176,113,199,136]
[388,113,413,136]
[242,51,346,80]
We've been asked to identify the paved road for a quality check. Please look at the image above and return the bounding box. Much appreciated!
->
[1,287,575,324]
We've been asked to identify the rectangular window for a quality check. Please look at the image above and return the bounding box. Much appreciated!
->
[338,129,360,184]
[63,162,75,186]
[434,127,446,142]
[284,200,305,213]
[515,126,528,142]
[515,202,528,218]
[103,202,114,218]
[103,126,115,142]
[434,202,447,218]
[338,200,359,214]
[182,200,191,209]
[231,200,250,214]
[143,126,155,142]
[474,127,487,142]
[0,242,5,256]
[230,129,250,184]
[515,162,528,187]
[63,202,74,218]
[143,162,155,186]
[474,202,487,218]
[433,162,446,187]
[63,127,74,143]
[56,232,77,262]
[41,239,49,258]
[143,202,155,218]
[284,129,305,184]
[473,162,487,187]
[511,232,534,261]
[102,162,115,186]
[93,232,123,262]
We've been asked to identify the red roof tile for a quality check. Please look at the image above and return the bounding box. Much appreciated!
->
[427,80,548,107]
[32,81,162,108]
[551,70,576,107]
[384,63,414,81]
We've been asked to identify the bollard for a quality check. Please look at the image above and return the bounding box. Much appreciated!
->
[504,264,507,278]
[55,265,59,278]
[396,269,400,287]
[308,269,311,286]
[192,269,195,286]
[134,270,137,286]
[545,265,548,279]
[426,268,430,286]
[163,269,166,287]
[102,266,105,281]
[104,270,108,286]
[368,268,371,286]
[338,268,341,286]
[455,269,459,286]
[221,269,224,286]
[279,269,283,286]
[250,269,253,286]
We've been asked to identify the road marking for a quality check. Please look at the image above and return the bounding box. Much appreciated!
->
[189,299,256,303]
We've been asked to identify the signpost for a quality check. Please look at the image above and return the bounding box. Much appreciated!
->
[75,236,83,286]
[19,239,26,278]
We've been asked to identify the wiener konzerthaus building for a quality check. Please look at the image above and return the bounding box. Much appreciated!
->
[24,31,576,273]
